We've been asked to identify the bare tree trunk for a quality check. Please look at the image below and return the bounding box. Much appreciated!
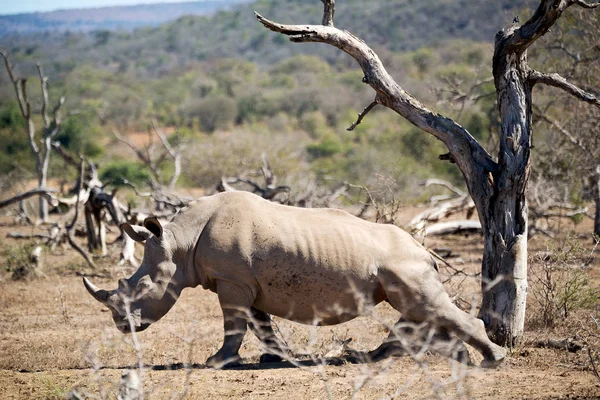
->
[39,154,49,222]
[476,35,533,346]
[85,205,98,252]
[594,166,600,239]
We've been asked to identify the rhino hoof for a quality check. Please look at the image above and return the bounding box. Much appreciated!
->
[480,352,505,369]
[259,353,283,363]
[206,355,242,369]
[455,349,472,365]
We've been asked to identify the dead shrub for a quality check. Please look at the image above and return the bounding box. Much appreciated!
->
[2,243,43,280]
[528,236,598,328]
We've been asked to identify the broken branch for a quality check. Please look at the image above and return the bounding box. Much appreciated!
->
[347,100,378,131]
[0,188,58,209]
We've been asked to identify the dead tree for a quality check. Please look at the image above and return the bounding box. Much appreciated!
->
[0,188,58,209]
[408,179,476,233]
[257,0,600,346]
[113,120,185,214]
[1,51,65,223]
[84,185,122,256]
[529,7,600,240]
[113,119,182,186]
[217,154,291,201]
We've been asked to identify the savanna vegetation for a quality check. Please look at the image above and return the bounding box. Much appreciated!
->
[0,0,599,398]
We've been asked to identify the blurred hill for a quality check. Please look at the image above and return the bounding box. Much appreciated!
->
[0,0,543,196]
[0,0,251,35]
[1,0,535,71]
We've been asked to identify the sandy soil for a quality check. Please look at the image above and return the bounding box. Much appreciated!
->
[0,211,599,399]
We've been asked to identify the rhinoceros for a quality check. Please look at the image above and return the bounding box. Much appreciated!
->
[83,191,505,368]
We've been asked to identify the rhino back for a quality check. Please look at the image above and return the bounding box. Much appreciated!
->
[196,192,428,324]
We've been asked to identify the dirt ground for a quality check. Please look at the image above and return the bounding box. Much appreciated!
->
[1,207,599,399]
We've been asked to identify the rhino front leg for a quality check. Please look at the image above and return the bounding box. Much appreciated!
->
[248,307,289,363]
[206,281,255,369]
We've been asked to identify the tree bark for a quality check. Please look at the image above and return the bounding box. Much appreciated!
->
[594,166,600,239]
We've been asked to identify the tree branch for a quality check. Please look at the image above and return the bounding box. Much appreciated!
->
[423,179,465,197]
[1,50,30,119]
[51,141,80,168]
[37,63,50,129]
[321,0,335,27]
[570,0,600,8]
[0,51,38,160]
[533,105,592,156]
[255,10,498,190]
[529,70,600,107]
[113,129,162,181]
[347,99,378,131]
[499,0,571,54]
[0,188,58,209]
[113,130,152,165]
[150,119,181,189]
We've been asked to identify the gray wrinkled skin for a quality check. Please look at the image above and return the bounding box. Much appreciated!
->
[84,191,505,369]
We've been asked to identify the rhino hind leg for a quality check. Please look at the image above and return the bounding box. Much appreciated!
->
[367,317,411,362]
[206,281,255,369]
[381,267,505,368]
[368,317,471,365]
[248,307,289,363]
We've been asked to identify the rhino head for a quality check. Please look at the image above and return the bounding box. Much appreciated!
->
[83,217,184,334]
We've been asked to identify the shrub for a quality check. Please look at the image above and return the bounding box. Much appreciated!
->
[196,95,237,133]
[55,113,104,158]
[306,136,343,159]
[2,243,42,281]
[528,237,598,328]
[100,161,150,186]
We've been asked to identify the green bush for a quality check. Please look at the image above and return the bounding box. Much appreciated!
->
[196,95,237,133]
[271,55,331,75]
[0,102,35,174]
[306,136,343,159]
[55,113,104,158]
[100,161,150,186]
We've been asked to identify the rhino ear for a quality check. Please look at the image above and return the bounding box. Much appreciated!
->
[144,217,163,239]
[121,223,153,242]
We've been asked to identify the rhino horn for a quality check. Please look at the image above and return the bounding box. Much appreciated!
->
[83,277,112,304]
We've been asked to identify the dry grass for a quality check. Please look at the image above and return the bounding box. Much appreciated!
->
[1,212,599,399]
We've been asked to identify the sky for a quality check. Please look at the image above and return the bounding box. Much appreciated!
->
[0,0,207,15]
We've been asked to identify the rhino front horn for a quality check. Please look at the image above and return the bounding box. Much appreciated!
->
[83,277,111,304]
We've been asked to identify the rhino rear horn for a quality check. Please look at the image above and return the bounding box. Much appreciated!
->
[83,277,111,304]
